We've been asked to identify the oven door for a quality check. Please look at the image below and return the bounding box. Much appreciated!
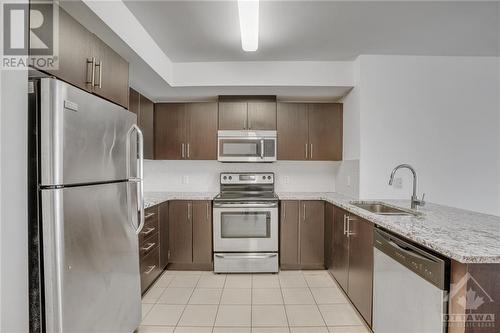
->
[213,202,278,252]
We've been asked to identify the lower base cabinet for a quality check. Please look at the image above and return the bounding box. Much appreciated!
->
[280,200,324,269]
[328,205,374,326]
[168,200,213,270]
[139,205,163,293]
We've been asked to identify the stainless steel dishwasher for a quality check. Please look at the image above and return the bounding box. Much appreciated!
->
[373,228,449,333]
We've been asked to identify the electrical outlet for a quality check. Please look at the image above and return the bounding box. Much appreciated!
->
[283,176,290,184]
[347,175,351,187]
[182,175,189,184]
[393,177,403,189]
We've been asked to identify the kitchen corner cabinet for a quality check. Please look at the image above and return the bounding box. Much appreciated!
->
[330,206,374,326]
[31,8,129,108]
[277,103,342,161]
[129,88,154,159]
[155,103,218,160]
[280,200,324,269]
[168,200,213,269]
[218,97,277,130]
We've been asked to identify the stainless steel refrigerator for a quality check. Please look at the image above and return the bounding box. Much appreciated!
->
[28,77,145,333]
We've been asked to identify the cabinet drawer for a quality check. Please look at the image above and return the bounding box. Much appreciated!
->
[139,207,159,243]
[139,232,159,258]
[140,246,161,293]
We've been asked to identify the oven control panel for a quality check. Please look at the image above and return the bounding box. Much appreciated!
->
[220,173,274,184]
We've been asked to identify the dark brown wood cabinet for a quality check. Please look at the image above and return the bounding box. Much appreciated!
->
[168,200,192,264]
[347,215,373,326]
[129,88,154,159]
[218,96,277,130]
[280,201,300,267]
[139,205,162,293]
[280,200,324,269]
[159,201,169,269]
[277,103,343,161]
[329,206,373,326]
[192,201,212,265]
[331,206,350,291]
[155,103,217,160]
[168,200,213,270]
[31,8,129,108]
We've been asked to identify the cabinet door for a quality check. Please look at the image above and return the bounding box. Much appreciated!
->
[331,207,349,291]
[280,201,300,267]
[155,104,187,159]
[277,103,309,160]
[159,201,169,269]
[192,201,212,265]
[307,103,343,161]
[39,8,93,92]
[324,203,334,270]
[139,94,155,159]
[92,36,129,108]
[218,102,247,130]
[129,88,140,115]
[187,103,218,160]
[347,216,373,326]
[248,102,277,130]
[299,201,325,267]
[168,201,192,264]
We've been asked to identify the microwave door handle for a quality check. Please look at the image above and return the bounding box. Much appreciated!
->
[260,139,264,159]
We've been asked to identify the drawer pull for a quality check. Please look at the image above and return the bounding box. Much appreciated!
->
[145,213,156,219]
[141,227,155,235]
[144,265,156,275]
[141,242,156,252]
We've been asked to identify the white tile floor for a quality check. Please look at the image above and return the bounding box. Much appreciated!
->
[140,270,371,333]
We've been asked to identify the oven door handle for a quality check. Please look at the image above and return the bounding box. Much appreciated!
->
[213,202,278,208]
[215,254,277,259]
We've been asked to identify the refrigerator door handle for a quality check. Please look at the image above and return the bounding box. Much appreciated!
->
[126,124,145,234]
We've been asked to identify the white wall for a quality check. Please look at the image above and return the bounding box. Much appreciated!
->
[144,160,338,193]
[357,55,500,216]
[0,69,29,332]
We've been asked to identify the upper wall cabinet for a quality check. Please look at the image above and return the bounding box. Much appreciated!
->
[31,8,129,108]
[155,103,218,160]
[218,96,277,130]
[277,103,343,161]
[129,88,154,159]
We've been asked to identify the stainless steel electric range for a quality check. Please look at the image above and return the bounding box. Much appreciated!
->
[213,172,279,273]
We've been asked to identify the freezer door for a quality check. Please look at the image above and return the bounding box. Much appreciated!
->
[41,182,141,333]
[39,78,137,186]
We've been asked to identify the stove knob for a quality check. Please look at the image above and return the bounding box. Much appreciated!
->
[228,176,232,180]
[223,176,227,180]
[262,176,266,179]
[267,176,272,180]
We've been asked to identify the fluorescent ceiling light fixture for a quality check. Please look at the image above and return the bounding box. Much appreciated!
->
[238,0,259,52]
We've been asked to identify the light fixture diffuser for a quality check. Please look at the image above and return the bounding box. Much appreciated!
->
[238,0,259,52]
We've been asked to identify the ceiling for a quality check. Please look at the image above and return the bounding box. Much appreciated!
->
[124,0,500,62]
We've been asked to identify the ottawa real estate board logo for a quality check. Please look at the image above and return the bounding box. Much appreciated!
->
[2,1,58,69]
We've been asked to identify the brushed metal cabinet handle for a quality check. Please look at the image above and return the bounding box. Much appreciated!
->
[303,203,306,221]
[145,213,156,219]
[305,143,308,160]
[343,214,347,235]
[187,143,190,159]
[141,227,155,235]
[144,265,156,275]
[310,143,313,159]
[94,60,102,88]
[282,202,286,220]
[181,143,185,159]
[206,202,210,221]
[187,202,192,221]
[86,57,95,86]
[141,242,156,251]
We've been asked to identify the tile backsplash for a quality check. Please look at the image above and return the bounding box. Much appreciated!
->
[143,160,340,193]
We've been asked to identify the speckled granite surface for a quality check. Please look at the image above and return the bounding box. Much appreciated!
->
[144,191,217,208]
[278,192,500,264]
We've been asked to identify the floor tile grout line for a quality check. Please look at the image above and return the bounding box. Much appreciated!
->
[304,271,329,328]
[174,274,201,328]
[212,273,227,331]
[277,271,293,333]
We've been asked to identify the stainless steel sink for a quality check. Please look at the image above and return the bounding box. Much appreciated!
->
[350,201,420,216]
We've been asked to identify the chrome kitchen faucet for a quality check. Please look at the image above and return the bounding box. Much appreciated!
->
[389,164,426,209]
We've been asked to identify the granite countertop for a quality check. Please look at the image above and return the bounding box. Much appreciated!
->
[144,191,217,208]
[277,192,500,264]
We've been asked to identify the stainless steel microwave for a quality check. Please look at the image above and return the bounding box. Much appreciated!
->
[217,130,277,162]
